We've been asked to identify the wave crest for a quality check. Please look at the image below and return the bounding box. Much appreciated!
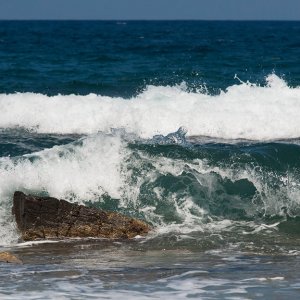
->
[0,74,299,140]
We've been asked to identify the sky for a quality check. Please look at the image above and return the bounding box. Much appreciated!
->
[0,0,300,20]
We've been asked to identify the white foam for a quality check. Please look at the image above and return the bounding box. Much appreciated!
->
[257,277,285,281]
[0,74,300,140]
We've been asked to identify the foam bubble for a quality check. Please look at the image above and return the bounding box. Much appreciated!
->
[0,74,300,140]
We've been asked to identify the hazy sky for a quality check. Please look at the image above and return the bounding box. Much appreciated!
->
[0,0,299,20]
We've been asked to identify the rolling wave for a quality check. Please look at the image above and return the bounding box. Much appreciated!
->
[1,130,300,245]
[0,74,299,140]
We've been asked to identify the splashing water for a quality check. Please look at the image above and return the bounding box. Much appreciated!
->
[0,75,300,140]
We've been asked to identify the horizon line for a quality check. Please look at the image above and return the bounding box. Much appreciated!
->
[0,19,300,22]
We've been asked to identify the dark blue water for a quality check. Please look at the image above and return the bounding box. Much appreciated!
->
[1,21,300,96]
[0,21,300,299]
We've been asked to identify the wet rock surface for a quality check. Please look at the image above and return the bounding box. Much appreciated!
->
[0,252,22,264]
[12,191,150,241]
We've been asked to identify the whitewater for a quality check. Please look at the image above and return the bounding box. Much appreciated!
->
[1,74,300,140]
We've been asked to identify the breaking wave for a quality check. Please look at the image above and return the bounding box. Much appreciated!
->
[0,74,300,140]
[1,129,300,246]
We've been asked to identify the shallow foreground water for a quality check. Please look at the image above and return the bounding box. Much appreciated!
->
[0,236,299,299]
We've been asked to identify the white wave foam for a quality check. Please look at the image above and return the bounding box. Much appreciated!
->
[0,74,300,140]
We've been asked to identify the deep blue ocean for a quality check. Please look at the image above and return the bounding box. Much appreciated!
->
[0,21,300,299]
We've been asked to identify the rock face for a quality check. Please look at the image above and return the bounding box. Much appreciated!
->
[12,191,150,241]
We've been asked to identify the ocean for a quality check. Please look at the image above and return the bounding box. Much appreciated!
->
[0,21,300,299]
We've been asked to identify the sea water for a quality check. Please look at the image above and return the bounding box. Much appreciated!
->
[0,21,300,299]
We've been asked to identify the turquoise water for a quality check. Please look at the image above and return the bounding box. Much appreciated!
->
[0,21,300,299]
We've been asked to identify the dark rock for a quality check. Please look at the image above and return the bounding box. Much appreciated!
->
[12,191,150,241]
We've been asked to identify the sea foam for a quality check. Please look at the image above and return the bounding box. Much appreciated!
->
[0,74,299,140]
